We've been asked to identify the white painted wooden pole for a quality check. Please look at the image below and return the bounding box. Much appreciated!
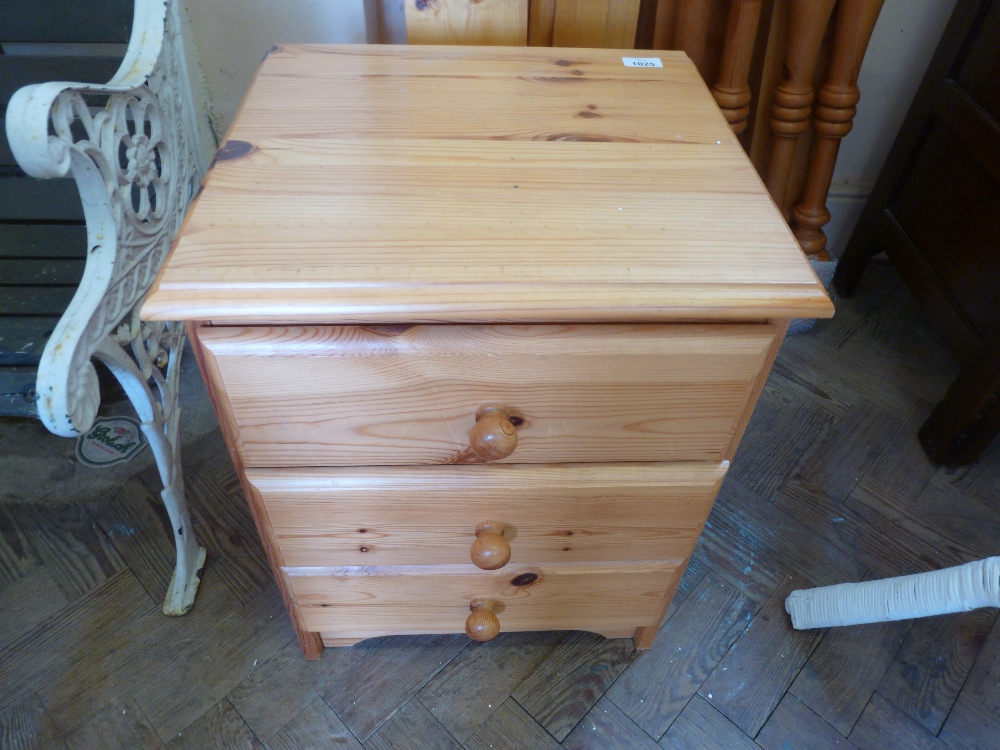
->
[785,557,1000,629]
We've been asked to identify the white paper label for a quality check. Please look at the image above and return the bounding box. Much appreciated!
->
[622,57,663,68]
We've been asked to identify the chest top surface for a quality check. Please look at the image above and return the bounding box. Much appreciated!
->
[142,44,832,325]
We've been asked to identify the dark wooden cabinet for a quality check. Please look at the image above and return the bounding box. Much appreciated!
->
[834,0,1000,465]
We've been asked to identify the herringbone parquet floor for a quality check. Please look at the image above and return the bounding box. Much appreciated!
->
[1,262,998,749]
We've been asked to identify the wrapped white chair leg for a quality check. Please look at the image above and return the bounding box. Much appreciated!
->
[785,557,1000,630]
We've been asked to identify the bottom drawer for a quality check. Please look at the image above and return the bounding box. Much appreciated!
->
[289,559,680,640]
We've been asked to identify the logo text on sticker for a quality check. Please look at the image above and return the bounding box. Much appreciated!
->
[622,57,663,68]
[75,415,148,467]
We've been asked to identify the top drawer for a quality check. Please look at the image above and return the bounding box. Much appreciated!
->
[199,323,780,468]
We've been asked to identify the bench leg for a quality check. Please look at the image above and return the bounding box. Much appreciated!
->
[146,420,206,615]
[96,314,205,615]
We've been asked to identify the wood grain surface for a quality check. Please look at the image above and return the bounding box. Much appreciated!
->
[512,631,637,740]
[698,572,825,736]
[289,560,678,638]
[551,0,643,48]
[608,572,755,739]
[142,45,831,324]
[247,462,725,567]
[405,0,528,45]
[200,323,778,467]
[417,630,563,742]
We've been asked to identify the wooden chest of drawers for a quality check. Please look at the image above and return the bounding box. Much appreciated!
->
[143,44,832,658]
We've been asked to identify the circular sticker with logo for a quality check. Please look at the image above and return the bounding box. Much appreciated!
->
[75,416,148,467]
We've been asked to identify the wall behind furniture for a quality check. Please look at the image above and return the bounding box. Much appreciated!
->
[183,0,376,136]
[184,0,956,258]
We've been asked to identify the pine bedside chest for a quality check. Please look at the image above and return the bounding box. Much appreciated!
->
[143,44,834,659]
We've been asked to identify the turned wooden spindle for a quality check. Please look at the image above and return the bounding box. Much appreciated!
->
[673,0,713,76]
[651,0,676,50]
[466,599,501,642]
[791,0,885,259]
[763,0,837,213]
[470,521,511,570]
[468,405,519,462]
[711,0,763,135]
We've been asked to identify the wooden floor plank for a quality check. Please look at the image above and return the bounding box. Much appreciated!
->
[780,333,949,420]
[364,699,462,750]
[0,566,68,650]
[672,549,711,605]
[0,504,42,589]
[64,698,164,750]
[702,478,867,601]
[861,276,957,372]
[323,634,468,742]
[858,401,937,502]
[87,477,178,605]
[462,698,560,750]
[0,694,67,750]
[15,502,125,602]
[698,572,824,737]
[848,693,949,750]
[511,632,636,742]
[938,690,1000,750]
[164,699,263,750]
[37,571,232,738]
[765,349,856,419]
[810,262,952,369]
[728,383,838,499]
[755,693,858,749]
[695,497,794,603]
[417,631,563,743]
[776,478,979,579]
[132,584,294,740]
[845,483,985,576]
[0,569,154,716]
[907,476,1000,562]
[963,616,1000,713]
[836,332,955,410]
[794,398,905,503]
[607,573,754,740]
[228,638,378,744]
[561,697,659,750]
[177,469,272,605]
[877,609,996,735]
[790,605,911,736]
[266,698,362,749]
[658,694,758,750]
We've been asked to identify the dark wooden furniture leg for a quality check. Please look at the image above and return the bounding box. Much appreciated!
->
[919,325,1000,465]
[832,211,882,296]
[831,0,1000,463]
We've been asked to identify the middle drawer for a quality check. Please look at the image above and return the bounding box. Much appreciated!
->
[247,462,726,568]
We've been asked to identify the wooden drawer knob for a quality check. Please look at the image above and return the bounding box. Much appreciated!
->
[466,599,500,642]
[470,521,511,570]
[469,405,518,462]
